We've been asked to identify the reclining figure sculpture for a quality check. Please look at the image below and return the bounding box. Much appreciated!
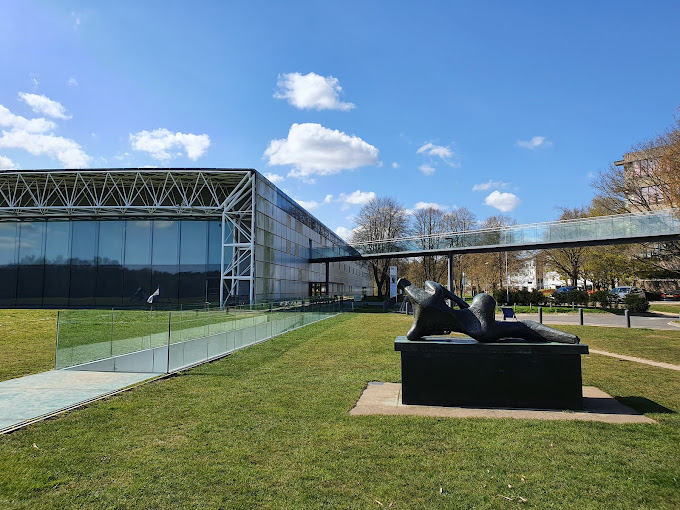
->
[398,278,580,344]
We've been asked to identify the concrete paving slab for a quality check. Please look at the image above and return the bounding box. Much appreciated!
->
[350,383,656,424]
[589,349,680,371]
[0,370,161,434]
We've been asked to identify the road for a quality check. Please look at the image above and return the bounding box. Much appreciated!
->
[498,311,680,331]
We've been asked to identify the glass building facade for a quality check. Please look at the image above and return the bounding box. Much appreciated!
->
[0,219,227,307]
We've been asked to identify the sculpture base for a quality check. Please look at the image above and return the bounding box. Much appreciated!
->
[395,336,589,410]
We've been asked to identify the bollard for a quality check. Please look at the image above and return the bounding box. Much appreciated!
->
[538,306,543,324]
[579,308,583,326]
[625,309,631,328]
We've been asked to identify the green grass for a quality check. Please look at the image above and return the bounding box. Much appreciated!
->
[651,303,680,314]
[556,325,680,366]
[0,309,57,381]
[1,312,679,508]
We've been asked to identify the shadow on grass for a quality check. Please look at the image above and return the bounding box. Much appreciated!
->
[616,396,676,414]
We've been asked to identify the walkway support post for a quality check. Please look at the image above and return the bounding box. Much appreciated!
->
[538,306,543,324]
[625,309,631,328]
[325,261,330,297]
[447,252,454,307]
[579,308,584,326]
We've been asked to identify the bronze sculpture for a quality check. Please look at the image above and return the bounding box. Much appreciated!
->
[398,278,580,344]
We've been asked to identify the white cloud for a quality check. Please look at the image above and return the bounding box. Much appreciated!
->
[0,105,55,133]
[71,11,82,30]
[419,164,435,175]
[68,78,79,88]
[485,191,521,212]
[392,162,399,169]
[516,136,552,150]
[264,172,284,184]
[294,198,320,211]
[0,101,90,168]
[472,179,508,191]
[324,194,333,204]
[130,128,210,161]
[339,190,376,206]
[18,92,72,120]
[335,226,355,241]
[265,123,378,178]
[0,155,18,170]
[417,142,453,160]
[414,201,448,211]
[0,130,91,168]
[587,172,595,180]
[274,72,355,111]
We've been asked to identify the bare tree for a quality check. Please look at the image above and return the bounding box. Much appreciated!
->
[442,207,477,293]
[352,197,409,298]
[544,207,590,287]
[410,207,447,284]
[593,115,680,213]
[592,113,680,275]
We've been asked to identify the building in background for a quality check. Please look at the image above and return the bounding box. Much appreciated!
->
[0,168,370,307]
[615,147,667,210]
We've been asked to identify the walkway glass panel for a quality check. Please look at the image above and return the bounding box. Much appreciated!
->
[312,209,680,260]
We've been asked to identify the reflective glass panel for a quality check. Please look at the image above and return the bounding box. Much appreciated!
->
[125,220,151,266]
[207,220,222,266]
[0,223,17,264]
[98,221,124,265]
[18,221,45,265]
[45,221,71,265]
[152,220,179,266]
[179,220,208,265]
[71,221,97,265]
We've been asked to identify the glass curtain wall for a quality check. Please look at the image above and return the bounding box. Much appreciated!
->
[0,218,225,307]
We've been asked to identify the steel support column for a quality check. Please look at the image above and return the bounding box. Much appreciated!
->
[325,261,330,296]
[448,253,454,293]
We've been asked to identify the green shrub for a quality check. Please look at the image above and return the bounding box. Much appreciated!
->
[551,290,569,305]
[492,288,546,306]
[590,290,610,307]
[645,290,662,301]
[567,289,589,305]
[623,294,650,313]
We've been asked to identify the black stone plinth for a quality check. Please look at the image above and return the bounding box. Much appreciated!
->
[395,336,589,410]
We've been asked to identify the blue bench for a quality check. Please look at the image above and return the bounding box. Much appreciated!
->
[501,307,516,321]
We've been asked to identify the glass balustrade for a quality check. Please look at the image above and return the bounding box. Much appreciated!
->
[312,209,680,259]
[55,297,353,374]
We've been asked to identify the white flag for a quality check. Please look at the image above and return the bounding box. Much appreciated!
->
[147,287,160,304]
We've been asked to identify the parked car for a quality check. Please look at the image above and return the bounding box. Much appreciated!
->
[609,286,646,302]
[549,286,576,302]
[661,289,680,300]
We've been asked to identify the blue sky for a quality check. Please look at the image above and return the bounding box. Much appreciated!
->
[1,1,679,238]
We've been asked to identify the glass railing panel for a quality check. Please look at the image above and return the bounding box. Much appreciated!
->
[55,309,113,369]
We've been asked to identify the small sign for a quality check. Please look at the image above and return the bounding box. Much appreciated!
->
[390,266,397,298]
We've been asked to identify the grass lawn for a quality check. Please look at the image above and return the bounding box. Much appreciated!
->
[0,309,57,381]
[1,312,679,508]
[651,303,680,314]
[557,325,680,366]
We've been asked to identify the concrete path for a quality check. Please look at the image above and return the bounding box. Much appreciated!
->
[589,349,680,371]
[496,312,680,330]
[0,370,161,434]
[351,383,656,424]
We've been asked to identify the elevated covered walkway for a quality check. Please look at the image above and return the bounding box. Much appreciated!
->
[311,209,680,262]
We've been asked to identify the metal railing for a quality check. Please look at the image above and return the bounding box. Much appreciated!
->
[55,297,353,373]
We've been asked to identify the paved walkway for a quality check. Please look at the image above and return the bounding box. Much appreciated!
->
[495,312,680,330]
[589,349,680,371]
[350,383,656,424]
[0,370,161,434]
